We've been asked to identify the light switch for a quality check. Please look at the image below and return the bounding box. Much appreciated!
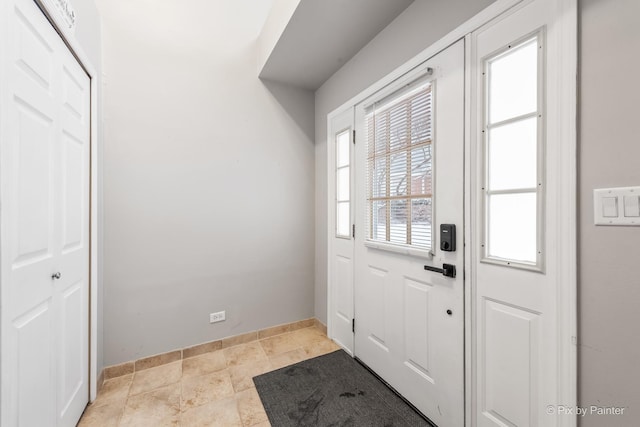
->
[624,195,640,217]
[594,187,640,226]
[602,197,618,217]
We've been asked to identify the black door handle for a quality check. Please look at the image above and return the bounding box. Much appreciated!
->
[424,263,456,278]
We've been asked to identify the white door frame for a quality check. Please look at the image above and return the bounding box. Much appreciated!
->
[326,0,577,425]
[27,0,101,401]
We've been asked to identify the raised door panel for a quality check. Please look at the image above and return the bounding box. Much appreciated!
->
[13,100,55,268]
[15,6,53,90]
[334,256,352,322]
[364,266,389,351]
[353,261,397,387]
[15,302,55,427]
[58,281,85,420]
[332,255,353,349]
[60,131,85,254]
[403,278,433,383]
[481,299,540,427]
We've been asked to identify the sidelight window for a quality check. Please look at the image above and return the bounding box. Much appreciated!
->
[336,129,351,238]
[483,33,544,267]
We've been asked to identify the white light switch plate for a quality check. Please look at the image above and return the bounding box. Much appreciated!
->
[594,187,640,226]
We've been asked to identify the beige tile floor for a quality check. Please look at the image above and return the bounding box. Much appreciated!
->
[79,326,341,427]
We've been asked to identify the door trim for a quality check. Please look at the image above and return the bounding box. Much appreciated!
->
[326,0,577,425]
[553,0,578,423]
[31,0,102,402]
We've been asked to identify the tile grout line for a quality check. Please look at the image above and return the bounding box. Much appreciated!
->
[86,325,338,426]
[101,317,324,384]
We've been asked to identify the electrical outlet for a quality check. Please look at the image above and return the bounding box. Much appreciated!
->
[209,311,226,323]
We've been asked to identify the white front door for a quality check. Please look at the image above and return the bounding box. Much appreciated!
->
[0,0,91,426]
[353,40,465,426]
[328,109,355,354]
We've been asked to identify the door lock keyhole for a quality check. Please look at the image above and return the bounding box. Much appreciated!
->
[446,309,453,316]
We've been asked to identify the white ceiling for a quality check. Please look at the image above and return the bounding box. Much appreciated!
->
[259,0,415,90]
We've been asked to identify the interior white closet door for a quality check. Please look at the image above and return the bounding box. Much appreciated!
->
[0,0,91,426]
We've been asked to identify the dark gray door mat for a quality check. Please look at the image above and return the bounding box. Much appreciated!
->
[253,349,435,427]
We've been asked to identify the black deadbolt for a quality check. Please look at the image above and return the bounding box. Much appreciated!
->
[440,224,456,252]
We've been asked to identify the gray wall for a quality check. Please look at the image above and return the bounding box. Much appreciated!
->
[72,0,101,69]
[97,0,315,365]
[314,0,495,323]
[579,0,640,425]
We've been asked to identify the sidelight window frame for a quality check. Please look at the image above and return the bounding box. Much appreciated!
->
[480,29,546,271]
[335,127,352,239]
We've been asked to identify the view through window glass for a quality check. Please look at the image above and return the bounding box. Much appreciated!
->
[366,82,433,250]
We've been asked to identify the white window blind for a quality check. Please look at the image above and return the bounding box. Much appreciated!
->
[365,82,433,250]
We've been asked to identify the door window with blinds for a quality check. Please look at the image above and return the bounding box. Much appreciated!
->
[365,77,434,252]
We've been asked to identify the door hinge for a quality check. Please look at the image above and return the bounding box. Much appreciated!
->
[352,318,355,333]
[352,224,355,239]
[353,129,356,144]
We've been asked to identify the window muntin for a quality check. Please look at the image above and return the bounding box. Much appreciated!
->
[336,129,351,238]
[366,82,433,251]
[483,34,543,267]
